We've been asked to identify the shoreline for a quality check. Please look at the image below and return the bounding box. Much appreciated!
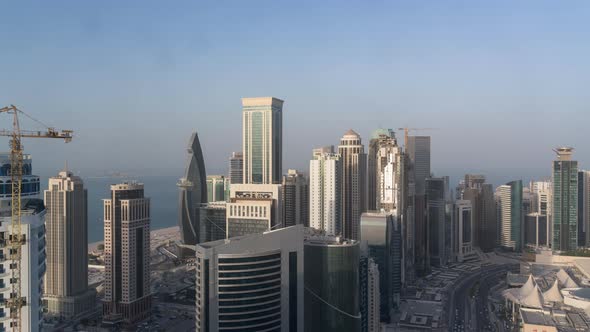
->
[88,225,180,252]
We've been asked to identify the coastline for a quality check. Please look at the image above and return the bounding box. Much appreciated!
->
[88,225,180,252]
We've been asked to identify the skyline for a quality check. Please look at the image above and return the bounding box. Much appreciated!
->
[1,1,590,186]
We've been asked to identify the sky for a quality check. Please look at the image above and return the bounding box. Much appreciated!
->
[1,1,589,186]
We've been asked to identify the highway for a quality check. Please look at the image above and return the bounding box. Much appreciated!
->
[449,263,518,332]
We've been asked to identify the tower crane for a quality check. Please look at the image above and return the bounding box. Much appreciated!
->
[0,105,72,331]
[397,127,438,148]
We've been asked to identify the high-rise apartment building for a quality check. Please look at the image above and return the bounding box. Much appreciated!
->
[0,154,45,332]
[228,151,243,184]
[530,180,552,216]
[367,129,403,212]
[195,225,304,332]
[206,175,226,202]
[309,146,342,236]
[552,147,578,252]
[103,182,151,324]
[282,169,309,227]
[339,129,367,241]
[43,170,95,318]
[242,97,283,184]
[178,132,207,250]
[226,184,282,238]
[497,180,523,251]
[304,232,361,332]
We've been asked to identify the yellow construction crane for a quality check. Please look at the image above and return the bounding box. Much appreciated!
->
[0,105,72,331]
[397,127,437,148]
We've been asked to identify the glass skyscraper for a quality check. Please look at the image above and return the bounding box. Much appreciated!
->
[242,97,283,184]
[553,147,578,252]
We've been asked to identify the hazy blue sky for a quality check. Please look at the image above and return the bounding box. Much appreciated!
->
[1,1,589,185]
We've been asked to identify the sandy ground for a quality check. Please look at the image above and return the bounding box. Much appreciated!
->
[89,226,180,253]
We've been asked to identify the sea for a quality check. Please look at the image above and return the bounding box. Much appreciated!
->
[40,175,179,243]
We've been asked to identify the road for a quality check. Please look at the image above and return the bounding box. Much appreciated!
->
[449,263,518,332]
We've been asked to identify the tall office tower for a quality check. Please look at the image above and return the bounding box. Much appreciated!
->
[309,146,342,236]
[406,136,431,196]
[406,136,431,276]
[206,175,226,202]
[339,129,367,241]
[43,170,95,318]
[242,97,283,184]
[178,132,208,250]
[0,154,44,331]
[530,180,552,216]
[552,147,578,252]
[103,182,151,324]
[304,232,361,332]
[496,180,523,251]
[480,183,497,251]
[360,212,392,322]
[426,177,446,267]
[226,184,282,238]
[228,151,243,184]
[198,202,227,243]
[454,200,474,262]
[525,213,549,248]
[282,169,309,227]
[359,250,381,332]
[195,225,304,332]
[444,176,455,264]
[463,174,485,248]
[367,129,403,212]
[579,171,590,247]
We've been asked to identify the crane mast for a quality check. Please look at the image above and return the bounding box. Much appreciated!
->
[0,105,72,331]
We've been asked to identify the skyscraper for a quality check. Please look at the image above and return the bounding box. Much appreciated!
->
[359,250,381,332]
[282,169,309,227]
[228,151,243,184]
[406,136,431,196]
[309,146,342,236]
[579,171,590,247]
[552,147,578,252]
[497,180,523,251]
[426,177,446,267]
[406,136,431,275]
[206,175,226,202]
[178,132,207,250]
[367,129,403,212]
[226,183,282,238]
[454,200,474,262]
[304,232,361,332]
[339,129,367,240]
[242,97,283,184]
[43,170,95,318]
[480,183,497,251]
[195,225,304,332]
[0,154,45,332]
[360,210,402,321]
[198,202,227,243]
[524,213,549,248]
[103,182,151,324]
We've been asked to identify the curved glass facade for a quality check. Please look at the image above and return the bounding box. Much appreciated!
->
[217,251,282,332]
[304,241,360,332]
[177,132,208,246]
